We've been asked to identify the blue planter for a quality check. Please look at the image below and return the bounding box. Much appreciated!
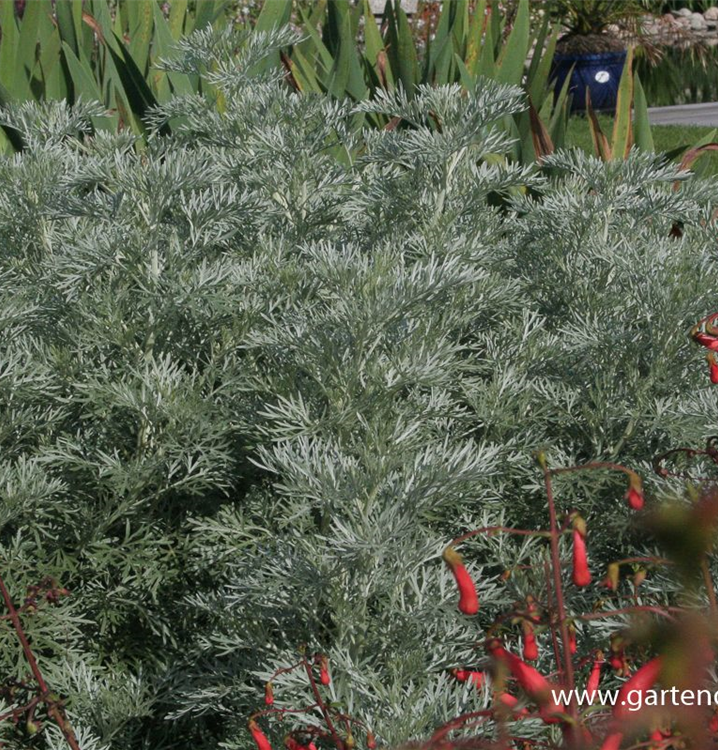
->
[551,50,628,113]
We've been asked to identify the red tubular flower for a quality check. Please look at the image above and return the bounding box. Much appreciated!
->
[625,473,644,511]
[453,669,485,688]
[614,657,662,720]
[568,624,577,655]
[522,623,538,661]
[600,732,623,750]
[522,596,539,661]
[709,711,718,734]
[650,727,672,750]
[249,720,272,750]
[693,331,718,351]
[319,656,331,686]
[285,738,303,750]
[489,642,565,721]
[586,652,604,700]
[367,733,377,750]
[499,693,518,708]
[443,547,479,615]
[265,681,274,706]
[497,692,528,717]
[708,353,718,384]
[572,527,591,587]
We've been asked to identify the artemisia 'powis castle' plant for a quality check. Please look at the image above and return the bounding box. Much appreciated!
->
[247,312,718,750]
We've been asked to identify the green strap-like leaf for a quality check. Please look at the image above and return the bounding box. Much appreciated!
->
[55,0,80,56]
[392,2,418,95]
[632,71,654,153]
[548,66,573,150]
[14,0,44,100]
[0,0,19,94]
[477,5,496,80]
[255,0,291,72]
[151,2,194,99]
[362,0,384,68]
[527,16,559,110]
[464,0,487,78]
[327,0,367,100]
[194,0,215,30]
[256,0,291,31]
[168,0,188,37]
[611,46,634,160]
[496,0,529,87]
[128,0,153,77]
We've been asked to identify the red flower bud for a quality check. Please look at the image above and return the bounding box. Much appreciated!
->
[522,596,539,661]
[522,623,538,661]
[453,669,485,688]
[499,693,518,708]
[693,331,718,351]
[709,711,718,734]
[614,657,662,720]
[367,732,376,750]
[319,656,331,686]
[568,624,577,655]
[249,720,272,750]
[443,547,479,615]
[708,353,718,384]
[572,527,591,587]
[489,643,565,721]
[600,732,623,750]
[265,682,274,706]
[285,738,303,750]
[497,692,528,717]
[625,473,644,511]
[586,653,603,700]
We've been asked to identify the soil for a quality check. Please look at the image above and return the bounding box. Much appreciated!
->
[555,33,627,55]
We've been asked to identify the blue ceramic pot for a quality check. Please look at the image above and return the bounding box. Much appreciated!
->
[551,49,628,113]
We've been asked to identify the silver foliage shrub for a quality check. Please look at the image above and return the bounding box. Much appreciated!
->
[0,30,716,749]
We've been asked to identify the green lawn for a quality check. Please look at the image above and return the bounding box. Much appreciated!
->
[565,114,718,177]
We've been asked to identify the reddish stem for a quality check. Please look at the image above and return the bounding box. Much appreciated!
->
[538,456,578,730]
[0,574,80,750]
[451,526,551,546]
[543,560,564,680]
[301,655,344,750]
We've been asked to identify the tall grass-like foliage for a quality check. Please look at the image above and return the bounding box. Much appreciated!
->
[0,29,717,750]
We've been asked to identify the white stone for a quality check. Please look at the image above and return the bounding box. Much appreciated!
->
[691,11,707,29]
[705,6,718,20]
[674,7,693,16]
